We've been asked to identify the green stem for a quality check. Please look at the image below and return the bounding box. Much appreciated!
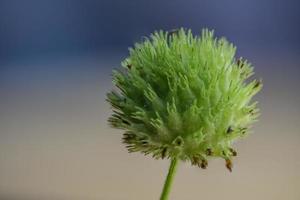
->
[160,158,179,200]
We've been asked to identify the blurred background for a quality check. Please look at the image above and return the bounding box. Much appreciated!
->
[0,0,299,200]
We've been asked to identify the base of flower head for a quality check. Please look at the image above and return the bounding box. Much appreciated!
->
[123,132,238,172]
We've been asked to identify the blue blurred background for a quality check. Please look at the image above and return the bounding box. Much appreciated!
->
[0,1,299,200]
[1,0,299,61]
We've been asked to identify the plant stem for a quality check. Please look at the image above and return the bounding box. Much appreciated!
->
[160,158,179,200]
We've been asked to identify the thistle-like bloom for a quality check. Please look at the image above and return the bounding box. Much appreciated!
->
[107,28,262,171]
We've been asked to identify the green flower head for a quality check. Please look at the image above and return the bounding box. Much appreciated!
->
[107,28,262,171]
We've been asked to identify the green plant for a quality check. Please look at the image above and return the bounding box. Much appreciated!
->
[107,28,262,200]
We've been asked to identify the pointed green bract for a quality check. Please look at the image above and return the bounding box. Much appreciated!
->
[107,28,262,170]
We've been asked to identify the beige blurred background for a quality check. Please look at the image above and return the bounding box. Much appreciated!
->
[0,51,299,200]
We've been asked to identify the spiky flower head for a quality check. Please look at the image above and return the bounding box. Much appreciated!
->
[107,28,262,171]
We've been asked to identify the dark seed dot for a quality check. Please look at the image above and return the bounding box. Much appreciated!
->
[237,58,244,68]
[161,147,167,159]
[206,148,212,156]
[192,156,200,165]
[254,80,261,88]
[173,137,183,146]
[249,109,254,115]
[199,159,208,169]
[240,127,247,134]
[227,126,233,134]
[225,159,233,172]
[229,148,237,156]
[122,120,130,125]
